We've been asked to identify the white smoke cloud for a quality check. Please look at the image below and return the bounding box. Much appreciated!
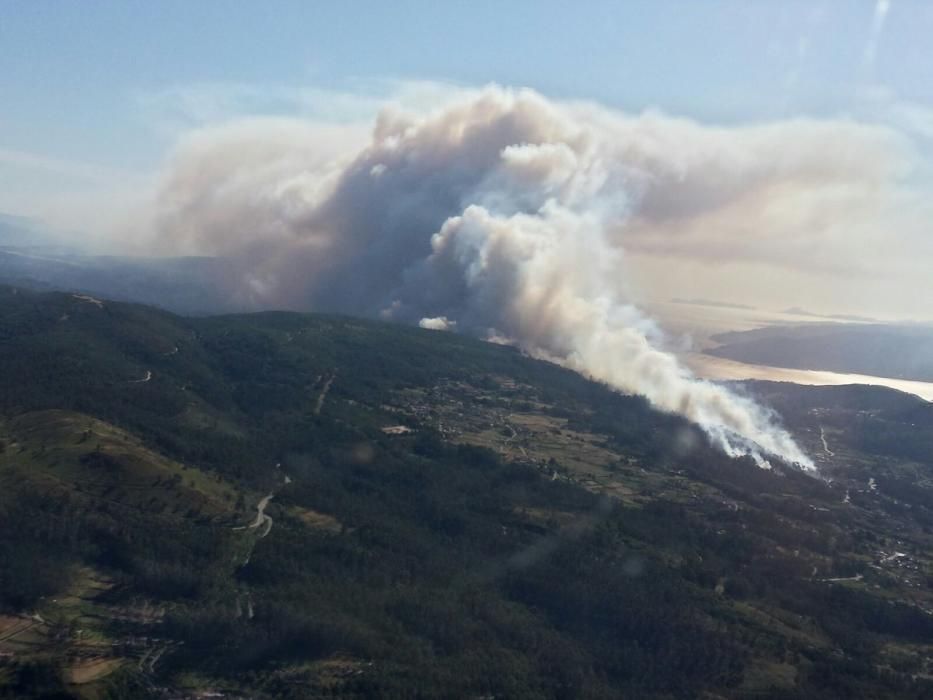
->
[145,85,929,470]
[419,316,457,331]
[610,114,911,273]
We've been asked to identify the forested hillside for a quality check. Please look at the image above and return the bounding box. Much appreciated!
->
[1,286,932,699]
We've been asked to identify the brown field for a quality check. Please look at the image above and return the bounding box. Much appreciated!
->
[291,506,342,533]
[66,657,124,684]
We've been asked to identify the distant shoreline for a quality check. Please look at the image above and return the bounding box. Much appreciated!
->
[687,353,933,402]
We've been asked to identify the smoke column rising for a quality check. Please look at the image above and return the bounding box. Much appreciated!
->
[155,87,827,469]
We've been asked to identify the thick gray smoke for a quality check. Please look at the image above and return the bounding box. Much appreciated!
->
[154,87,823,469]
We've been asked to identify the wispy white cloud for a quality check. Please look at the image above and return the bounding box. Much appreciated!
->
[863,0,892,73]
[853,84,933,158]
[134,79,472,135]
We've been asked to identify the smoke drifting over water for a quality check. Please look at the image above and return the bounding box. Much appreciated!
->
[154,87,829,469]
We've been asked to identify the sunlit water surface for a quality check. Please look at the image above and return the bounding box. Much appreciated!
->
[644,301,933,403]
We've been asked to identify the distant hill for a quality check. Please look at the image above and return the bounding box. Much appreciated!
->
[0,214,49,247]
[0,246,242,314]
[707,323,933,382]
[670,297,756,310]
[782,306,879,323]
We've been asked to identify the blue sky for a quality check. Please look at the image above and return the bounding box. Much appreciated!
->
[2,0,929,173]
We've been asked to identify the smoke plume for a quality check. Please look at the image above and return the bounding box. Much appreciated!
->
[153,86,827,469]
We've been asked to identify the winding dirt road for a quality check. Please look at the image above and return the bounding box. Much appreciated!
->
[314,374,335,415]
[235,493,274,538]
[819,426,834,457]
